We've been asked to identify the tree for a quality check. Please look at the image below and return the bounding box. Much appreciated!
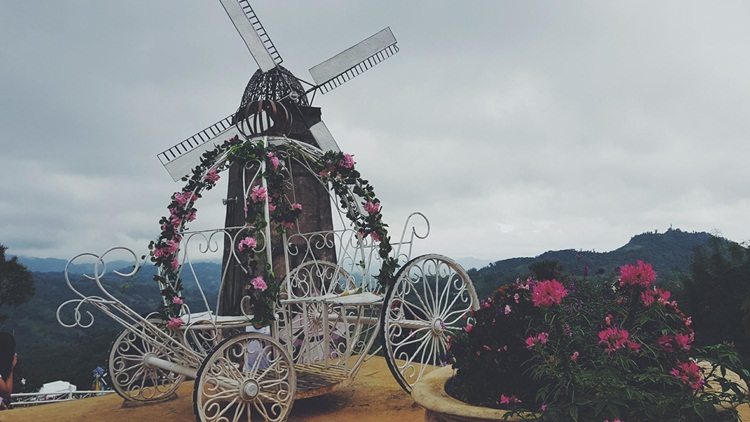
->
[682,237,750,360]
[0,244,35,322]
[528,259,564,281]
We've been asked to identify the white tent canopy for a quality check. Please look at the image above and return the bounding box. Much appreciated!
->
[38,380,77,395]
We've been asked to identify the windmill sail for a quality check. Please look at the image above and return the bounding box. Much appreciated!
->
[309,121,340,153]
[219,0,282,72]
[158,115,241,181]
[309,27,398,94]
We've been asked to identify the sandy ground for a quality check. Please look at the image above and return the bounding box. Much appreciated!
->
[0,356,424,422]
[3,356,750,422]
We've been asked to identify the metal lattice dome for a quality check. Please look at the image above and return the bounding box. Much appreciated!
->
[238,65,309,109]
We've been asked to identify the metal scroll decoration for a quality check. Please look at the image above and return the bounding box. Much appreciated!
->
[149,130,395,325]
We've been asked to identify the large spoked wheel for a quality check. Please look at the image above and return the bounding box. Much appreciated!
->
[381,254,480,394]
[194,333,296,422]
[108,321,185,402]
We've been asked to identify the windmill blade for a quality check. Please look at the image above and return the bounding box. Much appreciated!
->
[309,121,340,153]
[157,115,241,181]
[308,27,398,94]
[218,0,283,72]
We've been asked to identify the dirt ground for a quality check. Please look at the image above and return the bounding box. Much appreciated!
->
[3,356,750,422]
[0,356,424,422]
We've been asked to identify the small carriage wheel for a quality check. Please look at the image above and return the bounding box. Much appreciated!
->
[193,332,296,422]
[108,320,185,402]
[381,254,480,394]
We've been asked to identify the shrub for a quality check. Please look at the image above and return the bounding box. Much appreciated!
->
[447,261,750,421]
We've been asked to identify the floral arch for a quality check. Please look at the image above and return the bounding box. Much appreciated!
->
[148,135,397,326]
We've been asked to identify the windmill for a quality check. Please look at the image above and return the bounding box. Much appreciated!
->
[156,0,399,315]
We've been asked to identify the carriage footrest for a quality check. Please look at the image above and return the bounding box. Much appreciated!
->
[294,362,353,399]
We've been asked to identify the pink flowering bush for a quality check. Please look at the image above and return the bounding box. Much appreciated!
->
[447,261,749,421]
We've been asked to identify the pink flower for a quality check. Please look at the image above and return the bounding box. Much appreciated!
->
[204,168,220,182]
[339,153,355,169]
[282,221,295,229]
[167,317,184,329]
[172,296,183,305]
[238,237,257,251]
[658,334,674,352]
[153,241,178,259]
[641,290,656,307]
[184,211,197,222]
[500,394,521,404]
[339,154,354,169]
[251,185,267,202]
[670,361,705,390]
[170,258,179,269]
[598,327,637,354]
[364,201,381,214]
[531,279,568,307]
[525,332,549,349]
[371,232,381,242]
[463,324,473,333]
[291,203,303,210]
[250,276,267,291]
[674,332,694,350]
[571,351,579,362]
[164,240,179,253]
[173,191,197,206]
[267,152,279,170]
[504,305,511,315]
[170,215,183,228]
[268,203,277,212]
[619,260,656,288]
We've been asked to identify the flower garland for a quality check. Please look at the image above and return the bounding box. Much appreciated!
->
[148,136,396,327]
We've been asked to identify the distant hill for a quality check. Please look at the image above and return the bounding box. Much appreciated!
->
[467,228,716,299]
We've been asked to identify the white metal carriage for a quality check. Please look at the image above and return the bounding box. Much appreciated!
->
[57,135,479,421]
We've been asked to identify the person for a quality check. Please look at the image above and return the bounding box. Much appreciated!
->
[0,332,16,410]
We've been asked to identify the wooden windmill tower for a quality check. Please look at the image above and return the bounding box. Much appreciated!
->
[156,0,399,315]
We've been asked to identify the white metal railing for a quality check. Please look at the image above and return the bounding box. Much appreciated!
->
[10,390,115,407]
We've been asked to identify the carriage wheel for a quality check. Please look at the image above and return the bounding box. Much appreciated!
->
[108,321,185,402]
[381,254,480,394]
[193,333,296,422]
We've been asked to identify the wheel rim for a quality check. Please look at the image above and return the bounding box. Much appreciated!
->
[194,333,296,422]
[382,254,479,393]
[108,323,185,402]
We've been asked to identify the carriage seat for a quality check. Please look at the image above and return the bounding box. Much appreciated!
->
[280,291,383,307]
[179,311,254,327]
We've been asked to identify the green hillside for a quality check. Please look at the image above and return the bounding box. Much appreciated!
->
[467,228,714,299]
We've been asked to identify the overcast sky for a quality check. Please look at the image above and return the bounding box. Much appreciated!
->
[2,1,750,264]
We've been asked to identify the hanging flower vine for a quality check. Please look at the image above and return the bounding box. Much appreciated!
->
[148,136,397,327]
